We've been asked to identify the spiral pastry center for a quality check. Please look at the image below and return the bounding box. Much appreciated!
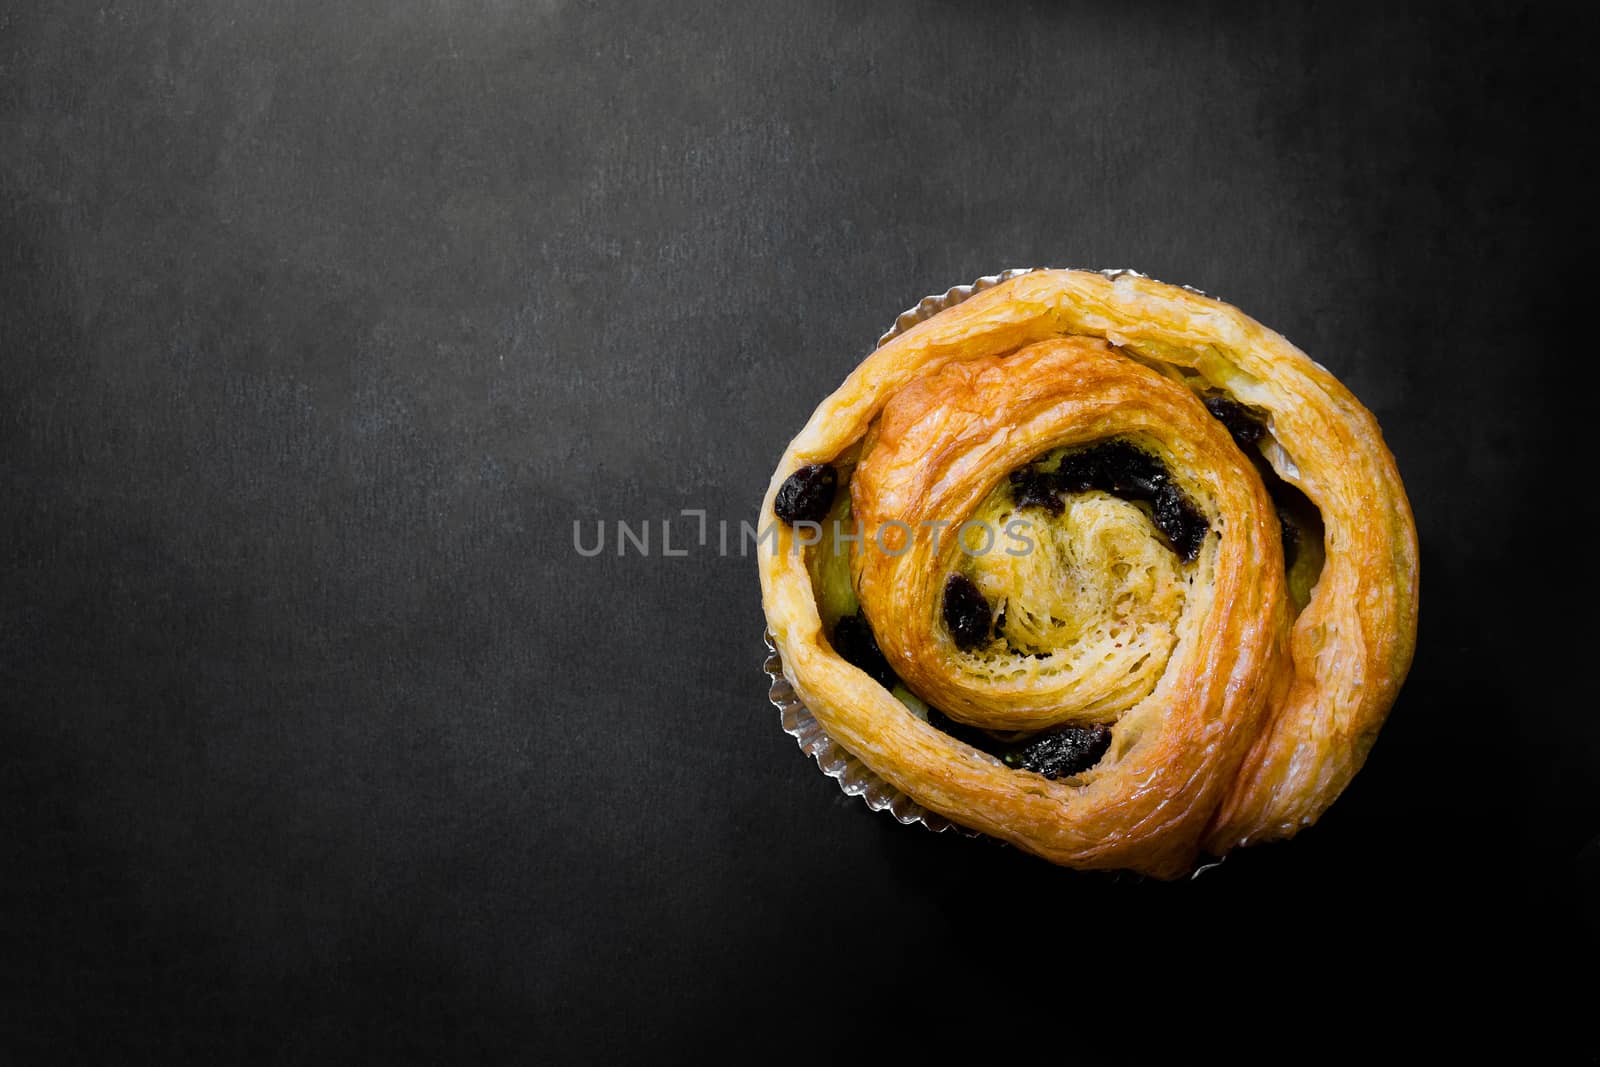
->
[847,335,1256,740]
[962,484,1187,711]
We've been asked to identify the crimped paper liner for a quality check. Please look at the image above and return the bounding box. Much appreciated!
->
[761,267,1228,876]
[763,629,977,835]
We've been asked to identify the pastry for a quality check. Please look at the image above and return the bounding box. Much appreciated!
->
[758,268,1419,879]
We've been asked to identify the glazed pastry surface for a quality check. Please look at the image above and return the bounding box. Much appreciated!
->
[758,269,1418,878]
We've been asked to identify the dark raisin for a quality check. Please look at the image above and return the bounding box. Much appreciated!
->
[926,708,1112,776]
[1053,440,1165,500]
[1203,395,1267,448]
[830,614,898,690]
[1093,440,1168,500]
[942,574,993,651]
[1152,483,1209,562]
[1278,507,1300,570]
[774,464,837,525]
[1003,724,1114,779]
[1006,438,1208,563]
[1051,449,1101,494]
[1009,466,1064,515]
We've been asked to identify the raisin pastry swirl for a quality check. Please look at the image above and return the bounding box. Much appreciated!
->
[758,269,1418,879]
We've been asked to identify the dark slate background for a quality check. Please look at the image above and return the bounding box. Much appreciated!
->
[3,1,1594,1062]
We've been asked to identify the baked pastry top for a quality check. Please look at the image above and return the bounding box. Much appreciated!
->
[758,269,1418,879]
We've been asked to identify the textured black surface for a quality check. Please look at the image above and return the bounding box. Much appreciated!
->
[2,2,1595,1062]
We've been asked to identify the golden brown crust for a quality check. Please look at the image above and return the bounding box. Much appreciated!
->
[757,270,1419,878]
